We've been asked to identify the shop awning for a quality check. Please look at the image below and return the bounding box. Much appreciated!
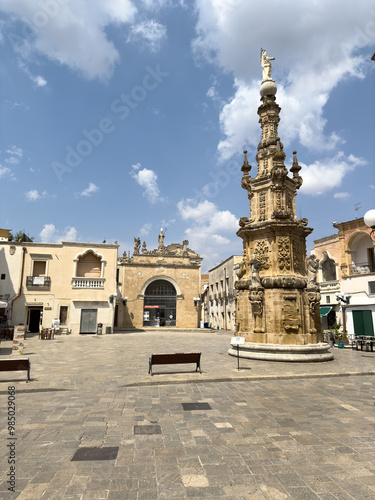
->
[320,306,332,317]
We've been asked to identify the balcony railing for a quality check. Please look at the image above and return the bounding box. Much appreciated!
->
[26,276,51,288]
[72,277,105,289]
[351,262,374,275]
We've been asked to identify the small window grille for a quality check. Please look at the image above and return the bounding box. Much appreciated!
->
[369,281,375,295]
[326,296,330,304]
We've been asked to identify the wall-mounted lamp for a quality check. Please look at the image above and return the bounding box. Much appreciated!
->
[335,292,350,305]
[364,209,375,240]
[122,296,128,306]
[109,292,117,304]
[193,297,200,307]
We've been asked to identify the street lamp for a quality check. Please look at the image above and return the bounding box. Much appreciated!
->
[364,209,375,239]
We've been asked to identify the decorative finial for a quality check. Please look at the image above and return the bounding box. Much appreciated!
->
[241,150,251,174]
[290,151,303,189]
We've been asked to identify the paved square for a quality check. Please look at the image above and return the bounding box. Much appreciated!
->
[0,330,375,499]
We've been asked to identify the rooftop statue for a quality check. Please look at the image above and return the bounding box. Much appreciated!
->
[158,228,165,249]
[261,48,275,82]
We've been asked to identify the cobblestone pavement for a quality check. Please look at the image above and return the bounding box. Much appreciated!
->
[0,330,375,499]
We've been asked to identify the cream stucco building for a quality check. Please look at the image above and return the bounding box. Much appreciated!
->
[0,240,119,335]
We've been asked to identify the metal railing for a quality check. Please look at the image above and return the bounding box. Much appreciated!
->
[26,276,51,288]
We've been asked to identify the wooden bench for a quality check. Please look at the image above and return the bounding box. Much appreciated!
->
[0,358,31,382]
[148,353,202,376]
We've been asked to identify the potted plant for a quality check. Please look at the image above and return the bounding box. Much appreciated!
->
[335,325,348,348]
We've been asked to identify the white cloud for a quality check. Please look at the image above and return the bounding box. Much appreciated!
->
[0,164,12,179]
[1,0,137,81]
[127,19,166,52]
[333,192,351,199]
[39,224,77,243]
[177,199,217,222]
[79,182,99,197]
[25,189,40,201]
[129,163,163,203]
[299,152,367,196]
[193,1,374,160]
[177,198,239,269]
[5,145,23,165]
[18,60,47,87]
[139,223,152,237]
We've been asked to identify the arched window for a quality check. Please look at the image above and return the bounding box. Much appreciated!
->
[322,257,336,281]
[73,249,106,278]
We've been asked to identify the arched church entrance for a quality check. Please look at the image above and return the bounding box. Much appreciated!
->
[143,279,177,327]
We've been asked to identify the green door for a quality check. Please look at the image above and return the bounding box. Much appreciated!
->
[352,310,374,337]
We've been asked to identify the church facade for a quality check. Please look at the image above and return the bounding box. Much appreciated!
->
[115,231,202,329]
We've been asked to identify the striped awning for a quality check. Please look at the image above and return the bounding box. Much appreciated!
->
[320,306,332,317]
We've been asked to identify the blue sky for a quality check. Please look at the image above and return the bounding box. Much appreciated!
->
[0,0,374,271]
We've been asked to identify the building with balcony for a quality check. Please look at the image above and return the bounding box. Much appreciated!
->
[313,216,375,336]
[208,255,242,330]
[0,240,119,334]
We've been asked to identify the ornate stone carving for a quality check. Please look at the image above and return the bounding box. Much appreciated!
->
[142,241,147,254]
[9,246,16,255]
[278,236,291,271]
[272,209,291,220]
[259,192,266,221]
[249,255,262,287]
[255,240,270,270]
[307,255,320,287]
[306,290,321,316]
[133,237,141,255]
[261,275,307,289]
[282,295,300,333]
[292,238,304,274]
[239,217,250,228]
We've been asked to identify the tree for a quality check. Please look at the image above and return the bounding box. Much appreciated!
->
[8,230,34,242]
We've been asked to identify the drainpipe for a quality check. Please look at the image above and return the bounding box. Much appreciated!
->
[10,246,26,321]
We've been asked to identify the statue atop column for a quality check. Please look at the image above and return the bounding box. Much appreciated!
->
[261,48,275,82]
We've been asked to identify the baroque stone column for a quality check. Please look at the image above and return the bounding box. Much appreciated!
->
[230,52,332,362]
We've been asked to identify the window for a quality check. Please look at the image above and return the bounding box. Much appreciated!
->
[0,274,5,280]
[322,258,336,281]
[326,296,330,304]
[369,281,375,295]
[33,260,46,277]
